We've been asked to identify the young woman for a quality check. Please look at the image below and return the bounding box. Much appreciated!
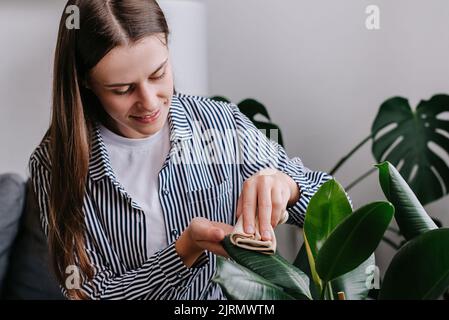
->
[29,0,331,300]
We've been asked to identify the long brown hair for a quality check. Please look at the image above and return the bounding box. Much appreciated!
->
[49,0,169,299]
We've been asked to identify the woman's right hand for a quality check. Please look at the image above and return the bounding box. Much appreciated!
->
[175,217,234,268]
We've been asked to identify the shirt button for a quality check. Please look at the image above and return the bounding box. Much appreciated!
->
[171,229,179,237]
[163,189,170,196]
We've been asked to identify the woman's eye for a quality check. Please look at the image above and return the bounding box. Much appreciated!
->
[151,72,166,81]
[114,86,133,95]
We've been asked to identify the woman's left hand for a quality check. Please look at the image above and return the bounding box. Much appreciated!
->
[236,168,300,240]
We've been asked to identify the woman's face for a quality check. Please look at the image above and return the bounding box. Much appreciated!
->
[88,34,174,139]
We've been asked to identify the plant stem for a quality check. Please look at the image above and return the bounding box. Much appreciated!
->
[345,167,377,191]
[320,282,328,300]
[330,134,373,176]
[327,282,335,300]
[320,282,335,300]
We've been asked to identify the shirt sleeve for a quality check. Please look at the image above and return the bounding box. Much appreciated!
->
[229,103,333,227]
[29,154,208,300]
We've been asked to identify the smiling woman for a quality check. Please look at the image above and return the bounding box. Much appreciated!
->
[28,0,332,300]
[87,35,174,139]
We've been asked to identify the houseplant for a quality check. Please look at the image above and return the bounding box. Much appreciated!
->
[212,94,449,251]
[212,161,449,300]
[330,94,449,253]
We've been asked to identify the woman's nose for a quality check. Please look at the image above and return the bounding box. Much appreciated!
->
[136,84,159,111]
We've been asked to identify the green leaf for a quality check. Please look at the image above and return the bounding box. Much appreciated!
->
[293,243,321,299]
[379,228,449,300]
[330,254,376,300]
[210,95,231,103]
[376,161,437,240]
[237,99,284,147]
[371,94,449,205]
[212,257,295,300]
[303,232,322,292]
[316,202,394,283]
[303,180,353,291]
[222,236,312,300]
[295,236,376,300]
[237,98,271,121]
[303,179,353,259]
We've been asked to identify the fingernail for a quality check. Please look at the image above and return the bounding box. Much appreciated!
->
[245,225,255,234]
[262,231,272,240]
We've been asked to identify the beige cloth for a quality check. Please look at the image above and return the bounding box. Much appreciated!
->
[230,210,289,255]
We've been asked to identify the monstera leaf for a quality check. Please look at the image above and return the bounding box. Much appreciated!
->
[210,96,284,147]
[371,94,449,205]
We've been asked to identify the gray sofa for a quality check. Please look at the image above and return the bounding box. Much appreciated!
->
[0,173,64,299]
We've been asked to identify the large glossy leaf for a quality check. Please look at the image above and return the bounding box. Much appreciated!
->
[294,235,377,300]
[222,236,311,299]
[303,179,353,259]
[212,257,295,300]
[293,243,321,299]
[316,202,394,283]
[376,161,437,240]
[371,94,449,205]
[330,254,376,300]
[379,228,449,300]
[303,179,353,290]
[303,232,322,292]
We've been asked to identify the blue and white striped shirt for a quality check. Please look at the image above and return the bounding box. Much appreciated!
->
[29,92,332,300]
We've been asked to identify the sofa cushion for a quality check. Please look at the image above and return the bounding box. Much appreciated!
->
[2,179,64,299]
[0,173,26,292]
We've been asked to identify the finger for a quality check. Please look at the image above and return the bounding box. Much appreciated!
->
[209,227,225,242]
[241,179,257,234]
[236,193,243,220]
[211,221,234,235]
[282,186,291,204]
[196,240,229,258]
[189,217,216,242]
[257,177,273,241]
[271,187,286,227]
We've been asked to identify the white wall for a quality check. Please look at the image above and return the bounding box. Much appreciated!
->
[1,0,449,275]
[0,0,64,179]
[205,0,449,271]
[0,0,208,177]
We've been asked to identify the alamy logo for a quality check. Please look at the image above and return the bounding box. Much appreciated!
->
[365,5,380,30]
[65,265,81,290]
[365,265,380,289]
[65,5,80,30]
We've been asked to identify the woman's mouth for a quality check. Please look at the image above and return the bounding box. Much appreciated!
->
[130,109,161,124]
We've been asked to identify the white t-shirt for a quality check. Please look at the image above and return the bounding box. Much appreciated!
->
[99,121,171,257]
